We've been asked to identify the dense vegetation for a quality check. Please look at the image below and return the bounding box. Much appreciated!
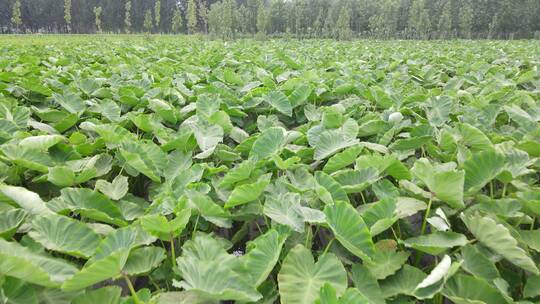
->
[1,36,540,303]
[2,0,540,39]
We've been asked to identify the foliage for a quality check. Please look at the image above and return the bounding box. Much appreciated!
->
[0,36,539,304]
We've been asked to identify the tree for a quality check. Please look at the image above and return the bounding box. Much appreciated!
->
[256,1,267,36]
[437,0,452,39]
[11,0,22,32]
[171,7,183,33]
[93,6,102,33]
[125,0,132,34]
[369,0,400,38]
[187,0,198,34]
[407,0,431,39]
[458,1,473,39]
[336,5,352,40]
[144,9,153,33]
[64,0,72,32]
[199,1,209,34]
[488,13,500,39]
[154,0,161,31]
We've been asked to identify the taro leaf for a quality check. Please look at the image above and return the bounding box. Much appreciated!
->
[361,197,398,236]
[238,229,286,287]
[265,91,293,116]
[263,192,305,232]
[62,225,154,291]
[350,264,386,304]
[28,214,101,259]
[19,135,65,150]
[403,231,468,255]
[0,184,53,215]
[192,121,223,159]
[62,250,130,291]
[389,135,432,151]
[219,160,255,189]
[380,265,426,298]
[461,213,539,274]
[442,274,510,304]
[72,286,122,304]
[463,150,506,194]
[140,209,191,241]
[47,166,76,187]
[1,145,53,173]
[413,255,459,299]
[308,119,359,160]
[174,234,262,302]
[364,246,409,280]
[324,201,375,261]
[57,188,124,222]
[0,238,78,288]
[460,244,500,281]
[411,158,465,209]
[323,145,363,173]
[123,246,166,276]
[315,171,349,204]
[288,84,312,107]
[225,173,271,208]
[524,275,540,299]
[317,284,369,304]
[332,168,379,194]
[250,127,286,160]
[278,245,347,304]
[95,175,129,201]
[120,141,167,182]
[0,208,27,239]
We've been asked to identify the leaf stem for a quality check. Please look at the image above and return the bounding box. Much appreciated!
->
[305,225,312,249]
[420,198,432,236]
[124,275,142,304]
[531,218,535,231]
[170,233,176,268]
[322,238,334,255]
[192,214,200,240]
[502,183,507,198]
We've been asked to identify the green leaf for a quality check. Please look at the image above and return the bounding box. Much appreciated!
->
[380,265,426,298]
[250,127,286,160]
[28,214,101,258]
[47,166,76,187]
[124,246,166,276]
[403,231,468,255]
[0,209,26,239]
[411,158,465,209]
[61,250,129,291]
[278,245,347,304]
[0,184,53,215]
[175,234,261,302]
[323,145,363,173]
[463,150,506,194]
[225,173,271,208]
[350,264,386,304]
[413,255,458,299]
[461,213,539,274]
[0,238,78,288]
[72,286,122,304]
[95,175,129,201]
[19,135,65,150]
[239,229,286,287]
[308,119,359,160]
[315,171,349,204]
[265,91,293,116]
[263,192,305,232]
[140,209,191,241]
[460,244,500,281]
[324,201,375,261]
[364,246,409,280]
[442,274,510,304]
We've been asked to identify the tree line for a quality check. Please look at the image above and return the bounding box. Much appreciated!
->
[2,0,540,39]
